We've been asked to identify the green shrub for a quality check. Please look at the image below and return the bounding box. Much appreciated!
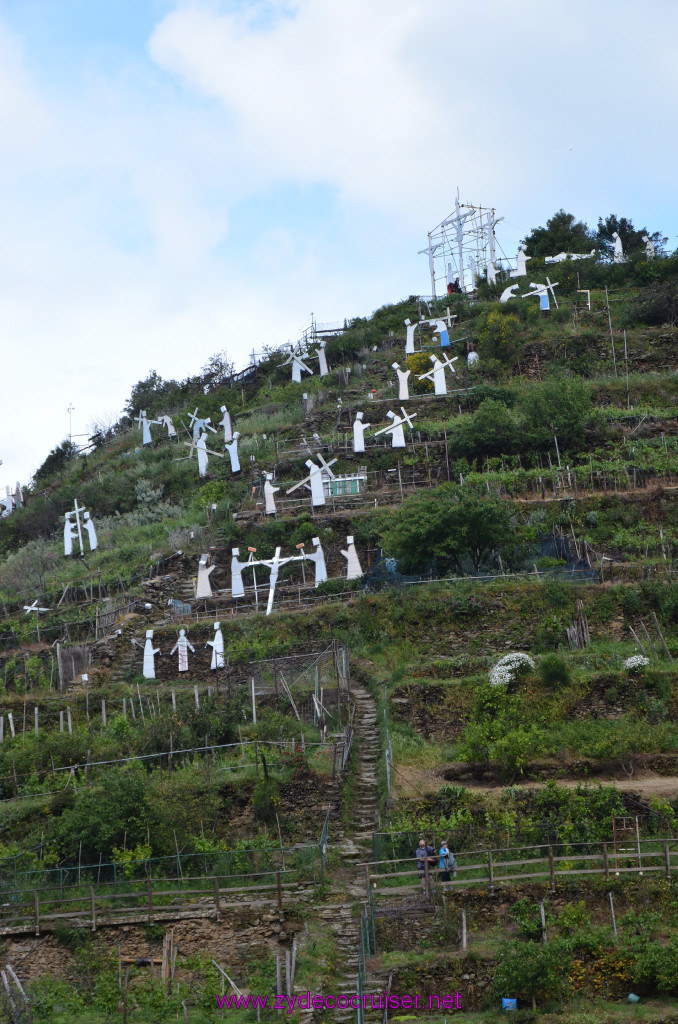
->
[538,654,571,687]
[252,779,280,823]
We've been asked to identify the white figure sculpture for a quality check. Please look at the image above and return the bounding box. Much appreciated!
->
[404,318,417,355]
[307,537,328,587]
[373,409,417,449]
[196,431,209,477]
[143,630,160,679]
[188,409,217,440]
[136,410,156,445]
[468,255,477,290]
[196,553,215,599]
[612,232,626,263]
[522,278,559,311]
[231,548,246,598]
[341,536,363,580]
[263,472,280,515]
[643,235,656,259]
[156,414,177,438]
[170,629,195,672]
[392,363,411,401]
[487,262,497,286]
[286,455,337,507]
[315,340,329,377]
[218,405,233,443]
[64,500,98,556]
[282,351,313,383]
[468,350,480,367]
[418,353,458,396]
[225,432,241,473]
[431,319,450,348]
[544,250,596,264]
[64,512,77,557]
[353,412,371,454]
[207,621,225,670]
[83,511,98,552]
[500,284,520,303]
[510,245,530,278]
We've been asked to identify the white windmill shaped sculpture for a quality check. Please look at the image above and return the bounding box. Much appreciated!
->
[187,409,217,440]
[417,353,458,396]
[286,454,338,507]
[24,599,50,643]
[281,349,314,384]
[373,408,417,449]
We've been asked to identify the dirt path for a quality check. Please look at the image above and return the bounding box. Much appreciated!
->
[392,763,678,800]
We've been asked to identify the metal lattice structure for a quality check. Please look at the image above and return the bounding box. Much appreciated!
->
[418,194,505,297]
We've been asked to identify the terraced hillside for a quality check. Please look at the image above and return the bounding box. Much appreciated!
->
[3,255,678,1021]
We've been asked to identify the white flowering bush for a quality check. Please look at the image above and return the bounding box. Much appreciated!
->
[624,654,649,674]
[489,652,536,687]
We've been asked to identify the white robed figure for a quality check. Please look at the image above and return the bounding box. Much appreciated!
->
[196,431,209,477]
[64,512,77,556]
[218,406,233,443]
[207,621,225,670]
[157,415,177,438]
[306,460,325,506]
[136,410,155,445]
[315,340,329,377]
[341,536,363,580]
[225,433,241,473]
[352,412,370,454]
[383,411,405,448]
[143,630,160,679]
[83,511,98,552]
[231,548,247,598]
[392,363,411,401]
[404,318,417,355]
[424,355,447,396]
[263,472,279,515]
[196,553,215,599]
[170,629,194,672]
[431,319,450,348]
[307,537,328,587]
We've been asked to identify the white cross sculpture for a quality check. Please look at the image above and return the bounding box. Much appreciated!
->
[24,599,50,642]
[263,472,280,515]
[170,629,195,672]
[207,622,225,670]
[64,500,97,556]
[286,456,338,508]
[281,350,313,383]
[188,409,217,440]
[522,278,559,311]
[196,553,215,599]
[180,432,225,477]
[418,353,458,396]
[341,536,363,580]
[218,406,233,443]
[373,408,417,449]
[353,412,371,454]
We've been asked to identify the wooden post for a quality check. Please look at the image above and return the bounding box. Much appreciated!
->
[101,699,107,727]
[276,957,282,1018]
[602,842,610,881]
[609,891,617,937]
[276,871,283,913]
[487,851,494,895]
[34,706,38,736]
[548,846,556,893]
[285,948,291,997]
[461,908,467,952]
[664,840,672,880]
[171,689,177,713]
[67,706,72,734]
[147,878,154,924]
[194,685,200,710]
[33,890,40,935]
[86,749,91,785]
[652,611,674,663]
[539,901,547,943]
[213,877,221,921]
[90,885,97,932]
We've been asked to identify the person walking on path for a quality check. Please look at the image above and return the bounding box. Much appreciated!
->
[439,840,456,886]
[416,838,435,890]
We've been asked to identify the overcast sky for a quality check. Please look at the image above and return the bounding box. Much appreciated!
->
[1,0,677,486]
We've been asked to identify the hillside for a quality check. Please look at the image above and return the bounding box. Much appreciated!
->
[2,254,678,1022]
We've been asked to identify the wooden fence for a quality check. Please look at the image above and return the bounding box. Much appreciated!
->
[0,868,312,938]
[362,838,678,901]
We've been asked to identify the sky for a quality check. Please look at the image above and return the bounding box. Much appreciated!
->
[1,0,677,486]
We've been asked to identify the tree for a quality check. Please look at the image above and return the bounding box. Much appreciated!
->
[519,375,592,449]
[493,938,573,1007]
[380,485,517,575]
[33,440,78,484]
[522,210,595,258]
[596,213,666,260]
